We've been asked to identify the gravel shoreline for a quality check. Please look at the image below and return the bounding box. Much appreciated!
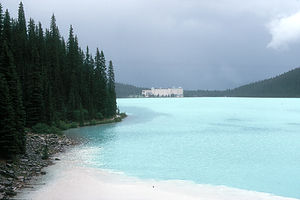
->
[0,133,78,200]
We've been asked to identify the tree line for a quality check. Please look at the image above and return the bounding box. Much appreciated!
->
[0,2,117,158]
[115,83,149,98]
[116,66,300,98]
[184,67,300,97]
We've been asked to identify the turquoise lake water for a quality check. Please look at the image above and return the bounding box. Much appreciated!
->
[66,98,300,199]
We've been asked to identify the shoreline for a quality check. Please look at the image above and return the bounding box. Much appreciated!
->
[0,133,78,200]
[15,148,299,200]
[0,113,127,200]
[81,113,127,127]
[5,112,299,200]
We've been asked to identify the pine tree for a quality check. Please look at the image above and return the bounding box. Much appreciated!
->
[37,22,45,61]
[94,48,108,117]
[0,41,25,154]
[17,2,26,34]
[84,47,95,118]
[26,51,43,126]
[0,2,119,158]
[59,37,68,120]
[67,25,80,114]
[14,2,27,101]
[0,73,18,158]
[2,10,11,45]
[48,14,63,120]
[100,51,107,84]
[26,18,43,127]
[43,28,55,123]
[107,60,117,116]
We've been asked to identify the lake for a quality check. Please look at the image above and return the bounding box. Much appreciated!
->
[65,97,300,199]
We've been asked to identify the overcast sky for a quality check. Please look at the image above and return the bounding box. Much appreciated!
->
[3,0,300,89]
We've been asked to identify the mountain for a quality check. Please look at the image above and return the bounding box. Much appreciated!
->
[118,67,300,98]
[226,68,300,97]
[115,83,149,98]
[185,67,300,97]
[184,90,224,97]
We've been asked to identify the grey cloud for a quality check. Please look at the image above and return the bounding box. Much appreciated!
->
[2,0,300,89]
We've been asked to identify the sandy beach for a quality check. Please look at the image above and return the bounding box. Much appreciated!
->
[17,149,298,200]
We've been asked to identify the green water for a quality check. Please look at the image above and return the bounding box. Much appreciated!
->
[66,98,300,199]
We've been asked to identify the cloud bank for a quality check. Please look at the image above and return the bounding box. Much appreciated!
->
[3,0,300,89]
[268,11,300,50]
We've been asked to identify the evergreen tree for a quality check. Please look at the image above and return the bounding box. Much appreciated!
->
[0,41,25,154]
[107,60,117,116]
[84,47,96,118]
[0,3,119,157]
[48,14,63,120]
[94,48,108,117]
[26,50,43,126]
[14,2,27,100]
[17,2,26,34]
[26,18,43,127]
[2,10,11,45]
[67,25,80,114]
[0,73,18,158]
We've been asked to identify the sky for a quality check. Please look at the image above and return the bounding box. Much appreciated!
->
[2,0,300,90]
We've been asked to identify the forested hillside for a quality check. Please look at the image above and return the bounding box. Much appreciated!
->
[0,3,117,158]
[115,83,148,98]
[184,90,224,97]
[226,68,300,97]
[184,68,300,97]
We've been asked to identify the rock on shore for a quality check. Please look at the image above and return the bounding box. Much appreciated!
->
[0,133,77,200]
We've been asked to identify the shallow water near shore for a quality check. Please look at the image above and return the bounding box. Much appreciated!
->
[17,148,298,200]
[20,97,300,199]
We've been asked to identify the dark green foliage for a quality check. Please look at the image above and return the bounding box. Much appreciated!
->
[225,68,300,97]
[72,107,88,124]
[184,90,224,97]
[0,3,117,158]
[89,119,97,126]
[69,122,79,129]
[184,68,300,97]
[115,83,149,98]
[119,113,127,118]
[26,18,43,127]
[96,112,104,120]
[94,48,108,117]
[107,61,117,116]
[13,2,27,102]
[0,41,26,155]
[0,73,19,158]
[31,123,61,135]
[31,123,51,134]
[114,117,122,122]
[56,120,70,130]
[2,10,11,44]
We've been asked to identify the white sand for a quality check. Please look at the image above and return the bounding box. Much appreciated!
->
[17,149,299,200]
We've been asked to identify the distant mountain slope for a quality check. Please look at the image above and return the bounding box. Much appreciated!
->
[119,67,300,98]
[184,90,224,97]
[115,83,148,98]
[185,67,300,97]
[226,68,300,97]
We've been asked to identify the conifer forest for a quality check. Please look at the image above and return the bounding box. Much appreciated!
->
[0,3,117,158]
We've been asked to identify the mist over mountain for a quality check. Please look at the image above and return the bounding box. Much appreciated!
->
[118,67,300,98]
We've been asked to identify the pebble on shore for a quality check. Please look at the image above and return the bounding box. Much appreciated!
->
[0,133,77,200]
